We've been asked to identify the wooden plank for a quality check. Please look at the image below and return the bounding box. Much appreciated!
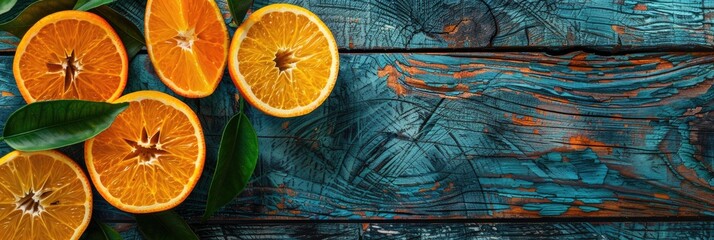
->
[249,0,714,50]
[4,52,714,220]
[108,223,360,239]
[365,222,714,239]
[105,222,714,239]
[204,51,714,220]
[2,0,714,51]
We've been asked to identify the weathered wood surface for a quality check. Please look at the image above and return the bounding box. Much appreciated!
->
[252,0,714,50]
[3,51,714,220]
[363,222,714,239]
[106,222,714,239]
[2,0,714,51]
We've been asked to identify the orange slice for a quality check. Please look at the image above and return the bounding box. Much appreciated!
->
[13,10,128,103]
[85,90,205,213]
[145,0,229,98]
[0,151,92,240]
[229,4,340,117]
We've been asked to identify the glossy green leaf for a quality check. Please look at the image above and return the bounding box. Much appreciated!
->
[73,0,114,11]
[0,0,17,15]
[91,6,144,60]
[0,0,75,38]
[82,220,123,240]
[2,100,128,151]
[227,0,252,26]
[136,211,198,240]
[203,113,258,220]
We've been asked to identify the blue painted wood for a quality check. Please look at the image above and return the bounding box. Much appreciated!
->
[1,0,714,51]
[4,52,714,221]
[108,222,714,239]
[205,52,714,220]
[365,222,714,239]
[1,1,714,238]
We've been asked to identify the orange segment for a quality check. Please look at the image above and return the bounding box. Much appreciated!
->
[0,151,92,240]
[13,10,128,103]
[145,0,228,98]
[85,90,205,213]
[229,3,339,117]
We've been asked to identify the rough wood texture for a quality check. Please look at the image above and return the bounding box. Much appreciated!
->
[101,0,714,50]
[1,0,714,51]
[253,0,714,50]
[209,52,714,220]
[107,222,714,239]
[364,222,714,239]
[110,223,360,239]
[4,51,714,220]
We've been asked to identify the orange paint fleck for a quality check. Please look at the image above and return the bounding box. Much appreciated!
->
[532,92,570,104]
[634,4,647,11]
[1,91,14,97]
[612,25,626,34]
[568,53,593,72]
[277,199,286,209]
[444,182,454,192]
[533,129,540,135]
[654,193,671,200]
[282,121,290,130]
[453,69,487,79]
[407,58,449,70]
[419,182,440,192]
[511,115,542,126]
[568,135,613,155]
[377,65,408,96]
[362,223,369,231]
[656,61,673,70]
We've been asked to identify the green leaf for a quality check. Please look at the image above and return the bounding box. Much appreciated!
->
[2,100,128,152]
[203,113,258,220]
[0,0,75,38]
[73,0,114,11]
[0,0,17,15]
[227,0,252,26]
[91,6,144,60]
[82,220,123,240]
[136,211,198,240]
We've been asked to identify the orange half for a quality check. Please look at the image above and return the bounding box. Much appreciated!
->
[145,0,229,98]
[229,3,339,117]
[0,151,92,240]
[13,10,128,103]
[85,90,205,213]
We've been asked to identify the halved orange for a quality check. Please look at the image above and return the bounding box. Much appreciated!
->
[229,3,340,117]
[13,10,128,103]
[145,0,228,98]
[85,90,205,213]
[0,150,92,240]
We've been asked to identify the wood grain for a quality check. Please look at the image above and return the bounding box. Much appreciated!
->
[107,222,714,239]
[256,0,714,50]
[364,222,714,239]
[1,0,714,51]
[209,51,714,220]
[4,52,714,220]
[110,223,360,239]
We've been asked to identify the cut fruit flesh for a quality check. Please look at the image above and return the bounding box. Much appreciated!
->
[0,150,92,240]
[13,10,128,103]
[229,3,340,117]
[145,0,228,98]
[85,90,205,213]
